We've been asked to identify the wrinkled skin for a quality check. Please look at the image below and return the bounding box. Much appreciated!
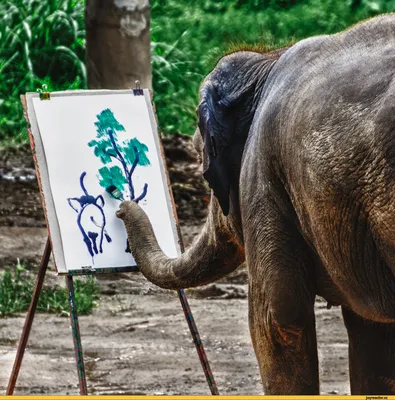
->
[117,15,395,394]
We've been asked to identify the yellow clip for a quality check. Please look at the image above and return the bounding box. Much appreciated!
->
[37,84,51,100]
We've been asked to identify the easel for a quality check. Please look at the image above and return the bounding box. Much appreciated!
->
[7,237,219,395]
[6,88,219,396]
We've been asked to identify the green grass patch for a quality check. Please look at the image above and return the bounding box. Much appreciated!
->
[0,262,99,317]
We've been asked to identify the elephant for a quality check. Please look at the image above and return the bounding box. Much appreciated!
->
[116,14,395,395]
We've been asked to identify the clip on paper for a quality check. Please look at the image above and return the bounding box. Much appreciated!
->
[37,84,51,101]
[133,80,143,96]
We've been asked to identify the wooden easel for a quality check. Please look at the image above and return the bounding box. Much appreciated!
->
[6,237,219,395]
[6,88,219,396]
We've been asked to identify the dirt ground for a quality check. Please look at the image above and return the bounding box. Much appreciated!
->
[0,136,350,395]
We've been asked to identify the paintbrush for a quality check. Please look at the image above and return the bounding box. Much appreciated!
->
[106,185,124,201]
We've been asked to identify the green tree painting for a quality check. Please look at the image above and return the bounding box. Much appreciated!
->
[88,109,150,202]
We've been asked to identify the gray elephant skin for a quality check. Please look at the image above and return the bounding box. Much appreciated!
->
[117,14,395,395]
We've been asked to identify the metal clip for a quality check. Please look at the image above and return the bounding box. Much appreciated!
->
[133,80,143,96]
[37,84,51,100]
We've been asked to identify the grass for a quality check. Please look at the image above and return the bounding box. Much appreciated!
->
[0,261,99,317]
[0,0,86,141]
[1,0,395,140]
[150,0,395,134]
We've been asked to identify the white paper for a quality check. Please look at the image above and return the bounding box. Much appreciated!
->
[30,91,180,272]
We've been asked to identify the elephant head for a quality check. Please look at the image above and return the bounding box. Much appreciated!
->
[116,48,287,289]
[196,49,286,216]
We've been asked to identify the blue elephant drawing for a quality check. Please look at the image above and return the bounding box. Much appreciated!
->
[67,172,112,261]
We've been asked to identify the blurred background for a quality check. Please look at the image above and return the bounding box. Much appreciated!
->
[1,0,395,144]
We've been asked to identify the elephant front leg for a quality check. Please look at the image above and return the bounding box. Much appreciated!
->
[342,306,395,394]
[249,272,319,394]
[245,209,319,394]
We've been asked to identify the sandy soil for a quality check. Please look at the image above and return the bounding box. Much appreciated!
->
[0,138,350,395]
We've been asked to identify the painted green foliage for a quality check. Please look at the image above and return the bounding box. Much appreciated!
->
[88,108,150,202]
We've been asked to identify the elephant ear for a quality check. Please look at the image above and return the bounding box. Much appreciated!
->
[199,83,255,216]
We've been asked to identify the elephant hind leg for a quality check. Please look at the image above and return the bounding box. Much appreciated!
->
[342,306,395,394]
[245,208,319,394]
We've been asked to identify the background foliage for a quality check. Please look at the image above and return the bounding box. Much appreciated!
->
[1,0,395,141]
[0,261,99,317]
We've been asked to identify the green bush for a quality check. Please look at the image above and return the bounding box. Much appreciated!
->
[0,262,99,317]
[0,0,86,140]
[1,0,395,140]
[150,0,395,134]
[151,30,201,135]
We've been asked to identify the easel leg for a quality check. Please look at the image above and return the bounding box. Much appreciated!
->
[66,275,88,395]
[6,237,52,395]
[177,289,219,395]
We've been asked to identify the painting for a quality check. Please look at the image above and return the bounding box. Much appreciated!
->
[67,108,152,261]
[27,91,181,273]
[89,108,151,203]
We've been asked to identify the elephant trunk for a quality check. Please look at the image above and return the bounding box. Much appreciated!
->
[117,198,245,290]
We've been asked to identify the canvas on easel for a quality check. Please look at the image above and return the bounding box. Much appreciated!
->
[25,89,182,274]
[6,89,218,396]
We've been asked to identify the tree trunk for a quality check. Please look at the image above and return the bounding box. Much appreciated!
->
[85,0,152,90]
